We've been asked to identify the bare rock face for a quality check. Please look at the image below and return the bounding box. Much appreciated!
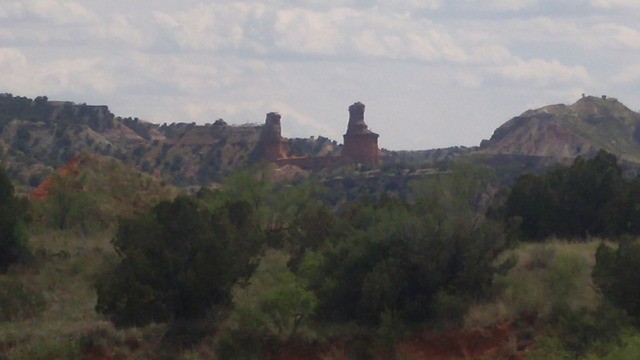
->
[261,112,288,161]
[478,95,640,164]
[264,112,282,139]
[343,102,379,164]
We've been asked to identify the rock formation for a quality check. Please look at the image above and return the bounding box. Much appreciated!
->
[260,112,288,161]
[342,102,379,165]
[477,95,640,164]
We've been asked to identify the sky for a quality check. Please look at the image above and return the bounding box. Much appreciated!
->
[1,0,640,150]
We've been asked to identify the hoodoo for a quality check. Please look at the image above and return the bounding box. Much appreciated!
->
[342,102,379,165]
[260,112,288,161]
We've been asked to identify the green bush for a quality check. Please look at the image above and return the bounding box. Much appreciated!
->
[300,164,511,328]
[593,240,640,322]
[0,277,46,321]
[214,250,317,359]
[35,172,99,231]
[0,167,29,272]
[480,241,598,327]
[95,195,262,327]
[504,150,632,240]
[548,302,629,356]
[230,250,317,340]
[214,327,265,360]
[10,337,82,360]
[582,332,640,360]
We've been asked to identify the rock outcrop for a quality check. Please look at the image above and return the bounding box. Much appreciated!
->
[264,102,380,169]
[342,102,379,165]
[260,112,288,161]
[478,95,640,164]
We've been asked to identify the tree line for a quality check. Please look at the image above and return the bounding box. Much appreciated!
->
[503,150,640,240]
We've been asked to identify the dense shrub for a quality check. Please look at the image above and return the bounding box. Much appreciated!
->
[95,195,262,327]
[230,250,317,339]
[548,303,629,356]
[504,150,633,240]
[35,173,98,231]
[0,167,29,272]
[0,277,46,321]
[215,250,317,359]
[593,240,640,322]
[300,165,511,327]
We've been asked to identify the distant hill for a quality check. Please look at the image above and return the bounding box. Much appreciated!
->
[6,92,640,192]
[477,95,640,165]
[0,93,339,192]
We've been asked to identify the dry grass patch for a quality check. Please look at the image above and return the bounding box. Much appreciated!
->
[465,239,608,329]
[0,229,165,359]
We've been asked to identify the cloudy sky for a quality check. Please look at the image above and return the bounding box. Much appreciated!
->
[1,0,640,150]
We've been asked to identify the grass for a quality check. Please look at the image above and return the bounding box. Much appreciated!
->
[0,228,168,359]
[1,227,637,359]
[464,238,606,329]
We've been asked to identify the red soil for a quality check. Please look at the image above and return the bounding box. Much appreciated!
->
[29,155,82,200]
[275,321,531,360]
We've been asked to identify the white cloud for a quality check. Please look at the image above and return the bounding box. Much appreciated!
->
[274,7,350,55]
[152,11,179,28]
[394,0,442,10]
[153,3,269,51]
[455,72,483,88]
[0,47,27,72]
[0,48,34,93]
[0,2,23,19]
[595,24,640,48]
[270,101,339,139]
[38,58,116,94]
[2,0,640,149]
[590,0,640,8]
[462,0,539,11]
[274,7,468,62]
[28,0,96,24]
[468,45,514,65]
[612,64,640,83]
[151,3,468,63]
[0,0,98,24]
[353,29,465,62]
[501,58,590,86]
[96,14,151,47]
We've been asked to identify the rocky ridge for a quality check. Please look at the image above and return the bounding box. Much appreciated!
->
[0,94,340,192]
[478,95,640,165]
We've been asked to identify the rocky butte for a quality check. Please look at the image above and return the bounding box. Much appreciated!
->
[262,102,380,169]
[478,95,640,164]
[342,102,380,165]
[259,112,288,162]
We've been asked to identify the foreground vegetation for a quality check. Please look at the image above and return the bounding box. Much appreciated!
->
[3,152,640,358]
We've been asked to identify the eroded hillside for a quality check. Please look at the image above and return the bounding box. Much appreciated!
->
[478,95,640,164]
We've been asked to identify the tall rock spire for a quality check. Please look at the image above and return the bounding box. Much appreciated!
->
[342,102,379,165]
[260,112,287,161]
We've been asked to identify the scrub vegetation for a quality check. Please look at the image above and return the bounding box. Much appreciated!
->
[2,151,640,359]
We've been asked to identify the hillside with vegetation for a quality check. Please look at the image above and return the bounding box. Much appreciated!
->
[0,151,640,358]
[0,93,339,192]
[478,95,640,164]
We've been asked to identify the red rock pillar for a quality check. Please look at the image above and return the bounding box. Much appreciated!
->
[342,102,379,165]
[261,112,287,161]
